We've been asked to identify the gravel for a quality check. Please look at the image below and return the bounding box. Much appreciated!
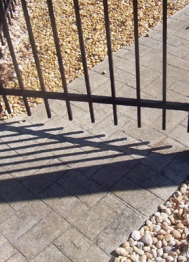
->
[112,180,189,262]
[0,0,189,119]
[0,2,189,261]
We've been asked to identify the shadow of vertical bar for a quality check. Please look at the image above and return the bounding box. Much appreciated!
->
[73,0,95,123]
[47,0,73,121]
[133,0,141,127]
[162,0,167,130]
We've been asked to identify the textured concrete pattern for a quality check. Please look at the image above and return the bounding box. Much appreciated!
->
[0,5,189,262]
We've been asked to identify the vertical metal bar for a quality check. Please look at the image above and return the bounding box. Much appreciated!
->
[0,31,5,45]
[2,0,11,24]
[187,112,189,133]
[0,1,31,115]
[46,0,72,120]
[21,0,51,118]
[8,1,14,19]
[73,0,95,123]
[162,0,167,130]
[11,1,15,12]
[0,78,11,114]
[133,0,141,128]
[103,0,117,125]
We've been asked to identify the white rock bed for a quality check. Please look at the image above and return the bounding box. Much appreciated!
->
[112,181,189,262]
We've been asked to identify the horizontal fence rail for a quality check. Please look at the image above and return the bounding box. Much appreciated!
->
[0,0,189,132]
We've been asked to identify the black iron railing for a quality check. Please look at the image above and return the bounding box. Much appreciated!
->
[0,0,189,132]
[0,0,16,45]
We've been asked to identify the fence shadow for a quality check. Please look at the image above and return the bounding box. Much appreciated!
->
[0,119,189,205]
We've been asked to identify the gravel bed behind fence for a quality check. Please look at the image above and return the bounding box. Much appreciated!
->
[0,0,189,119]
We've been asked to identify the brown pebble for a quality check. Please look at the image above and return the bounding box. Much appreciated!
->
[156,240,162,249]
[165,234,173,242]
[171,230,181,240]
[143,226,149,232]
[153,237,158,244]
[102,71,106,75]
[149,225,153,232]
[175,222,184,230]
[180,187,186,194]
[162,253,168,259]
[169,215,175,224]
[157,229,166,235]
[162,238,167,247]
[177,209,184,219]
[161,222,169,231]
[157,235,164,241]
[146,252,153,259]
[115,247,127,256]
[169,252,177,257]
[122,242,129,249]
[182,220,189,226]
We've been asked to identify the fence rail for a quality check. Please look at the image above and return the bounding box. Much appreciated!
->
[0,0,189,132]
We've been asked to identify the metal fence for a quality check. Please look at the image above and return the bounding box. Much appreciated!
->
[0,0,189,132]
[0,0,16,45]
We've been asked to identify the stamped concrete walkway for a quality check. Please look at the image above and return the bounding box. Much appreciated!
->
[1,5,189,262]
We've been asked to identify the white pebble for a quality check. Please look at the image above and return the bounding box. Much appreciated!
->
[156,240,162,249]
[174,191,182,197]
[157,248,163,257]
[151,249,157,258]
[153,225,161,232]
[178,255,187,261]
[163,217,171,225]
[146,220,152,227]
[136,248,144,256]
[140,228,145,235]
[131,253,139,262]
[159,204,166,210]
[131,230,141,241]
[144,246,151,252]
[165,208,172,215]
[151,216,156,224]
[165,202,172,208]
[115,247,127,256]
[168,240,175,247]
[156,257,163,262]
[180,183,187,189]
[167,255,174,261]
[141,234,153,246]
[160,212,168,219]
[180,187,187,194]
[164,246,172,253]
[137,242,144,249]
[129,238,137,246]
[140,255,147,262]
[156,216,163,223]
